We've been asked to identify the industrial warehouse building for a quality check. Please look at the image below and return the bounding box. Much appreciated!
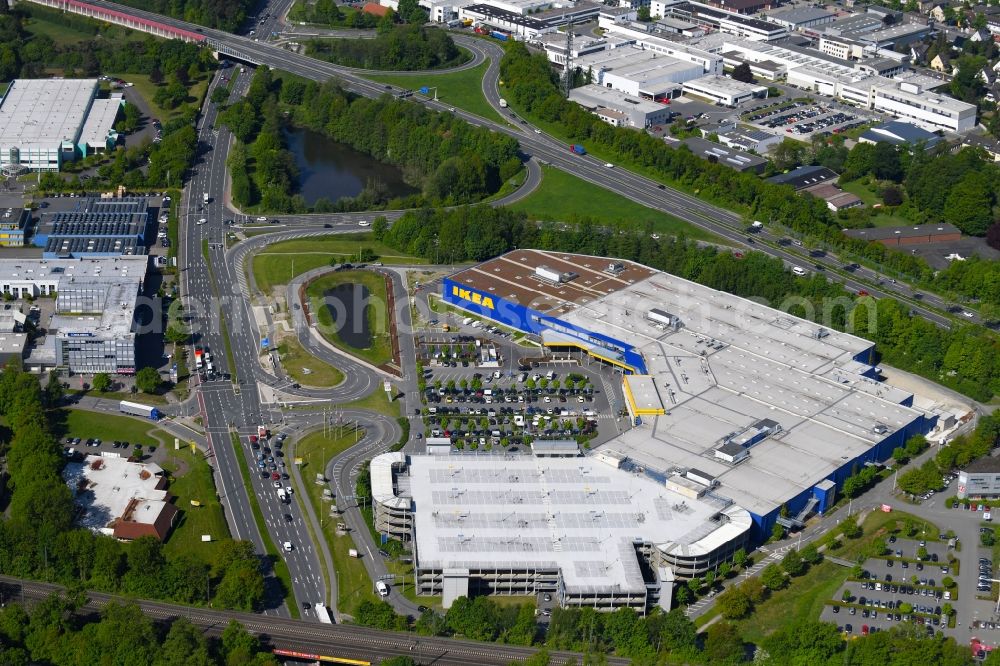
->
[438,250,939,544]
[957,458,1000,499]
[0,256,148,374]
[0,79,123,173]
[682,74,769,107]
[33,197,151,257]
[568,84,674,128]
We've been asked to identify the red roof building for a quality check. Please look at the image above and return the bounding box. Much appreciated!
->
[362,2,391,16]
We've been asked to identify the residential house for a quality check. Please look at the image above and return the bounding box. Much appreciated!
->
[930,52,953,73]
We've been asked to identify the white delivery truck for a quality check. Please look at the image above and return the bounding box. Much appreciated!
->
[203,193,210,204]
[277,489,288,503]
[463,317,473,326]
[120,400,162,420]
[499,99,508,108]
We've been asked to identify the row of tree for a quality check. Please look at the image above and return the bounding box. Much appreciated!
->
[500,42,1000,315]
[377,206,1000,400]
[0,597,278,666]
[306,25,468,71]
[0,362,269,611]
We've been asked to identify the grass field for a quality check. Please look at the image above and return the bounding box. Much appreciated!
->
[277,336,346,388]
[307,270,393,368]
[293,428,378,612]
[161,445,231,565]
[364,60,505,124]
[252,233,425,294]
[510,166,722,242]
[23,13,96,43]
[106,72,211,122]
[54,409,170,445]
[720,509,939,642]
[838,179,911,227]
[343,383,402,420]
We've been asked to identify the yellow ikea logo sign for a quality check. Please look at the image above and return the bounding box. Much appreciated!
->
[452,285,494,310]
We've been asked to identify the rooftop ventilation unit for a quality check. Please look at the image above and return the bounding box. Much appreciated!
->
[872,423,889,435]
[815,327,830,339]
[605,261,625,275]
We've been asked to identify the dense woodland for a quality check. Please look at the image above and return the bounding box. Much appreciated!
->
[0,600,279,666]
[306,25,468,71]
[500,43,1000,316]
[0,364,271,611]
[378,208,1000,400]
[220,68,521,212]
[111,0,255,31]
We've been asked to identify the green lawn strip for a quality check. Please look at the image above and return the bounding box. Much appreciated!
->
[161,445,231,566]
[228,433,299,619]
[342,386,401,419]
[294,428,379,611]
[69,388,169,405]
[252,233,425,294]
[306,270,392,368]
[364,60,505,124]
[277,336,346,388]
[509,166,724,244]
[56,408,169,444]
[166,188,181,260]
[505,95,758,223]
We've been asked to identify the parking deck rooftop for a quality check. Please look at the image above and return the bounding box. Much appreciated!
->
[401,452,750,593]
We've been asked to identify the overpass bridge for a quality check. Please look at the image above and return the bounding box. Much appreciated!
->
[18,0,262,64]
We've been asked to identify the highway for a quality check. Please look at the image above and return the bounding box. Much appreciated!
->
[78,0,974,331]
[179,62,329,617]
[0,575,627,666]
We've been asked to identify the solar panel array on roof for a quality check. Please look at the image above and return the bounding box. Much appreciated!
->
[44,236,142,256]
[49,217,145,237]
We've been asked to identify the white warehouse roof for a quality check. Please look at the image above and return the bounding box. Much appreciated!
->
[0,79,98,151]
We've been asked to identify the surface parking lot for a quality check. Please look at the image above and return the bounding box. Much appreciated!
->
[820,537,958,638]
[746,101,863,138]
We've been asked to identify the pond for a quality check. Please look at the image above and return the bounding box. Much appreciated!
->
[320,283,372,350]
[284,126,418,205]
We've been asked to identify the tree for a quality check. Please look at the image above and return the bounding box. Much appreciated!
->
[801,542,821,565]
[372,216,390,240]
[781,548,806,577]
[732,548,748,569]
[92,372,111,393]
[655,608,697,653]
[772,138,806,171]
[731,63,755,83]
[703,621,745,665]
[761,563,786,591]
[135,367,162,394]
[771,522,786,542]
[716,585,752,620]
[637,5,651,20]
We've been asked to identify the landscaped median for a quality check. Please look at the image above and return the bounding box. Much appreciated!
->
[292,427,379,613]
[228,432,299,619]
[302,270,398,371]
